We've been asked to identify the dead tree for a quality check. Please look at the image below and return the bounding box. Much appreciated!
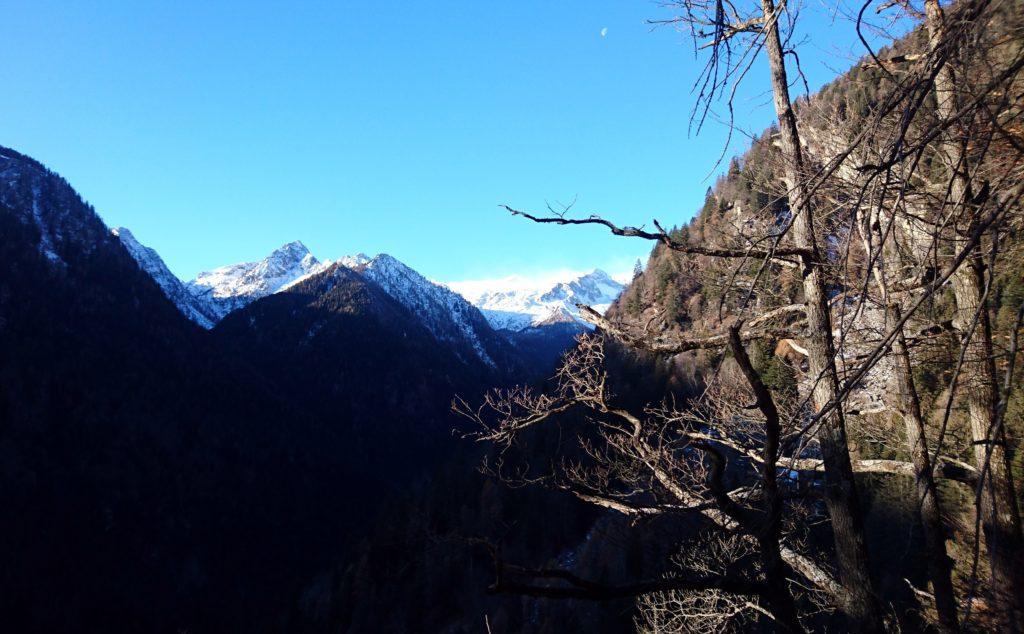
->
[822,0,1024,625]
[921,0,1024,627]
[473,0,1024,629]
[461,335,815,631]
[459,310,987,628]
[503,0,885,626]
[755,1,886,628]
[857,191,959,632]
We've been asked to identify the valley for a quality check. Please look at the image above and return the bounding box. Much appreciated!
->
[2,0,1024,631]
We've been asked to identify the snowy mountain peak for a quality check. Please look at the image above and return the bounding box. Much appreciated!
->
[271,240,312,260]
[111,226,139,246]
[534,306,578,326]
[539,269,621,305]
[112,227,218,328]
[339,253,371,268]
[109,226,592,369]
[122,241,508,367]
[345,253,502,367]
[185,241,329,322]
[447,269,625,331]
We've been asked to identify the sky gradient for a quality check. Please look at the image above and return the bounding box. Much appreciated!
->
[0,1,905,284]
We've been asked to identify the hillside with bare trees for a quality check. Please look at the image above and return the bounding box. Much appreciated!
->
[463,0,1024,630]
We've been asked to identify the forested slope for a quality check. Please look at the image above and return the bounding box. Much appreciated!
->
[467,0,1024,630]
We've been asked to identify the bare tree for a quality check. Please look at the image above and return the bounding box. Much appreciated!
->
[465,0,1024,629]
[812,0,1024,625]
[921,0,1024,627]
[500,0,886,625]
[461,335,813,631]
[853,178,959,632]
[756,0,885,628]
[459,323,984,628]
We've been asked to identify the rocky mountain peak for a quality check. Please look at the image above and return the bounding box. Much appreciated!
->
[449,269,625,331]
[109,235,513,369]
[184,240,328,321]
[269,239,313,262]
[339,252,372,269]
[112,227,218,328]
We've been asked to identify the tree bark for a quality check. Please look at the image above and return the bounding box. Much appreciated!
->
[760,0,884,630]
[729,325,805,632]
[888,303,960,633]
[923,0,1024,628]
[861,209,960,630]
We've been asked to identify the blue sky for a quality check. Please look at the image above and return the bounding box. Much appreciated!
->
[0,1,905,284]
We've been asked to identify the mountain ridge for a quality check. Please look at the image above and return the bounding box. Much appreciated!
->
[112,227,219,328]
[185,240,329,321]
[448,269,626,331]
[0,142,530,633]
[116,232,585,372]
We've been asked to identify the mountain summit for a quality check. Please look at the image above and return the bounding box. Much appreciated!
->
[448,269,625,331]
[186,240,329,321]
[324,252,516,369]
[112,227,219,328]
[112,232,521,369]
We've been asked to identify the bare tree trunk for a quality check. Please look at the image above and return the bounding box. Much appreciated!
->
[951,258,1024,627]
[730,326,805,632]
[759,0,883,630]
[861,214,960,630]
[888,303,960,632]
[923,0,1024,627]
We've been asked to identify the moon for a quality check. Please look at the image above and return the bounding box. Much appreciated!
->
[600,27,608,38]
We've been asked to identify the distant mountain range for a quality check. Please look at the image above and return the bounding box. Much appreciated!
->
[446,269,626,331]
[0,141,629,630]
[0,144,536,631]
[110,230,624,364]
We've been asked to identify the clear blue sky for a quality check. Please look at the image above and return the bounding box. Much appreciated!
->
[0,1,905,282]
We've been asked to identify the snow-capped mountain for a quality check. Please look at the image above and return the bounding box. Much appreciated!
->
[337,253,372,269]
[113,233,510,367]
[342,253,504,368]
[109,228,600,369]
[447,269,626,331]
[112,228,219,328]
[186,241,330,322]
